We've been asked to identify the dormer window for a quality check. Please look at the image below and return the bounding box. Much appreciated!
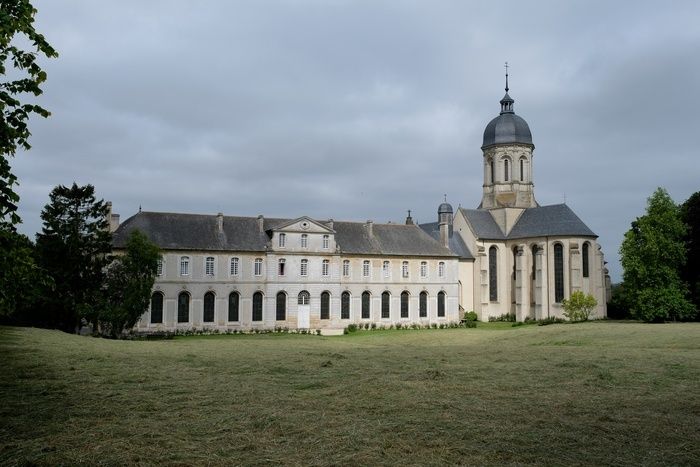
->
[301,234,308,248]
[279,233,286,248]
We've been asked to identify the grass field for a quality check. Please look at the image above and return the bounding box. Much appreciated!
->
[1,322,699,466]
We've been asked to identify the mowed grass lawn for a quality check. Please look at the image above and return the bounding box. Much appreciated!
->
[1,323,699,466]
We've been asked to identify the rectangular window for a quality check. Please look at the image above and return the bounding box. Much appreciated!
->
[322,259,329,276]
[322,234,329,249]
[278,259,286,276]
[438,261,445,278]
[301,234,308,248]
[180,256,189,276]
[156,258,163,276]
[230,257,239,276]
[420,261,427,278]
[402,261,409,278]
[279,233,286,248]
[300,259,308,276]
[362,260,370,278]
[382,260,390,278]
[342,260,350,277]
[254,258,263,276]
[205,256,215,276]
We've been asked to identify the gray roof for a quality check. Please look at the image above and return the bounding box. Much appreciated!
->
[460,208,507,240]
[507,204,597,239]
[418,222,474,260]
[438,202,453,214]
[113,211,456,258]
[482,93,533,148]
[459,204,597,240]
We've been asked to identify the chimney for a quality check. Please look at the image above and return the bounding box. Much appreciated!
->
[217,212,224,233]
[439,220,449,248]
[405,209,414,225]
[366,220,373,236]
[106,201,120,232]
[257,215,264,233]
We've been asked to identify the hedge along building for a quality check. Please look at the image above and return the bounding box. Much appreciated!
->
[419,77,609,321]
[112,213,463,333]
[111,78,608,329]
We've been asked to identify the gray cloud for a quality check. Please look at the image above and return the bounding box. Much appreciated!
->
[13,0,700,282]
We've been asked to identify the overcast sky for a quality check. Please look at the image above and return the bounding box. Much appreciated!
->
[13,0,700,281]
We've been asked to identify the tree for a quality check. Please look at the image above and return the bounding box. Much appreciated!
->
[100,230,160,337]
[561,291,597,322]
[0,228,50,320]
[680,191,700,317]
[619,188,694,322]
[36,183,112,332]
[1,0,58,228]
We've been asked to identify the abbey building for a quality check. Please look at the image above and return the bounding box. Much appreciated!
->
[112,84,608,332]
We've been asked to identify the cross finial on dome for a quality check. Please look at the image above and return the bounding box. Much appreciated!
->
[444,193,447,202]
[505,61,509,92]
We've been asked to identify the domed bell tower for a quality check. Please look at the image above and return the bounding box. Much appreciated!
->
[480,67,537,210]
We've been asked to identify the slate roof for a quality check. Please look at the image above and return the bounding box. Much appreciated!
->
[418,222,474,260]
[459,204,597,240]
[113,211,456,258]
[507,204,597,239]
[459,208,507,240]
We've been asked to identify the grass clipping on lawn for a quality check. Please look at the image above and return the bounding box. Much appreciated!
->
[1,322,699,465]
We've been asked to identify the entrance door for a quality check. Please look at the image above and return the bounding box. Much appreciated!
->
[298,306,310,328]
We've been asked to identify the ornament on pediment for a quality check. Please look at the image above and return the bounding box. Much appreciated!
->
[155,285,161,291]
[181,285,188,290]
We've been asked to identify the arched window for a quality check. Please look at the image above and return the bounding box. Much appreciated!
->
[177,292,189,323]
[489,246,498,302]
[150,292,163,324]
[490,158,494,184]
[180,256,190,276]
[205,256,215,276]
[554,244,564,303]
[341,292,350,320]
[582,242,590,278]
[437,291,446,317]
[301,233,308,248]
[228,292,239,322]
[361,291,371,319]
[320,291,330,319]
[298,290,310,305]
[419,291,428,318]
[381,291,390,319]
[520,157,525,182]
[504,159,510,181]
[276,291,286,321]
[203,291,215,322]
[400,291,409,318]
[252,292,263,321]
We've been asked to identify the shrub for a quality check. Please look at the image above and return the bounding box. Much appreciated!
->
[346,323,357,333]
[463,311,478,321]
[371,323,377,330]
[562,291,598,322]
[538,316,565,326]
[464,320,477,328]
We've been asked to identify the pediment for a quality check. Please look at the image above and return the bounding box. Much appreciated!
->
[271,216,334,234]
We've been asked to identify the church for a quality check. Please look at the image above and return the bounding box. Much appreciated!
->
[112,80,608,333]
